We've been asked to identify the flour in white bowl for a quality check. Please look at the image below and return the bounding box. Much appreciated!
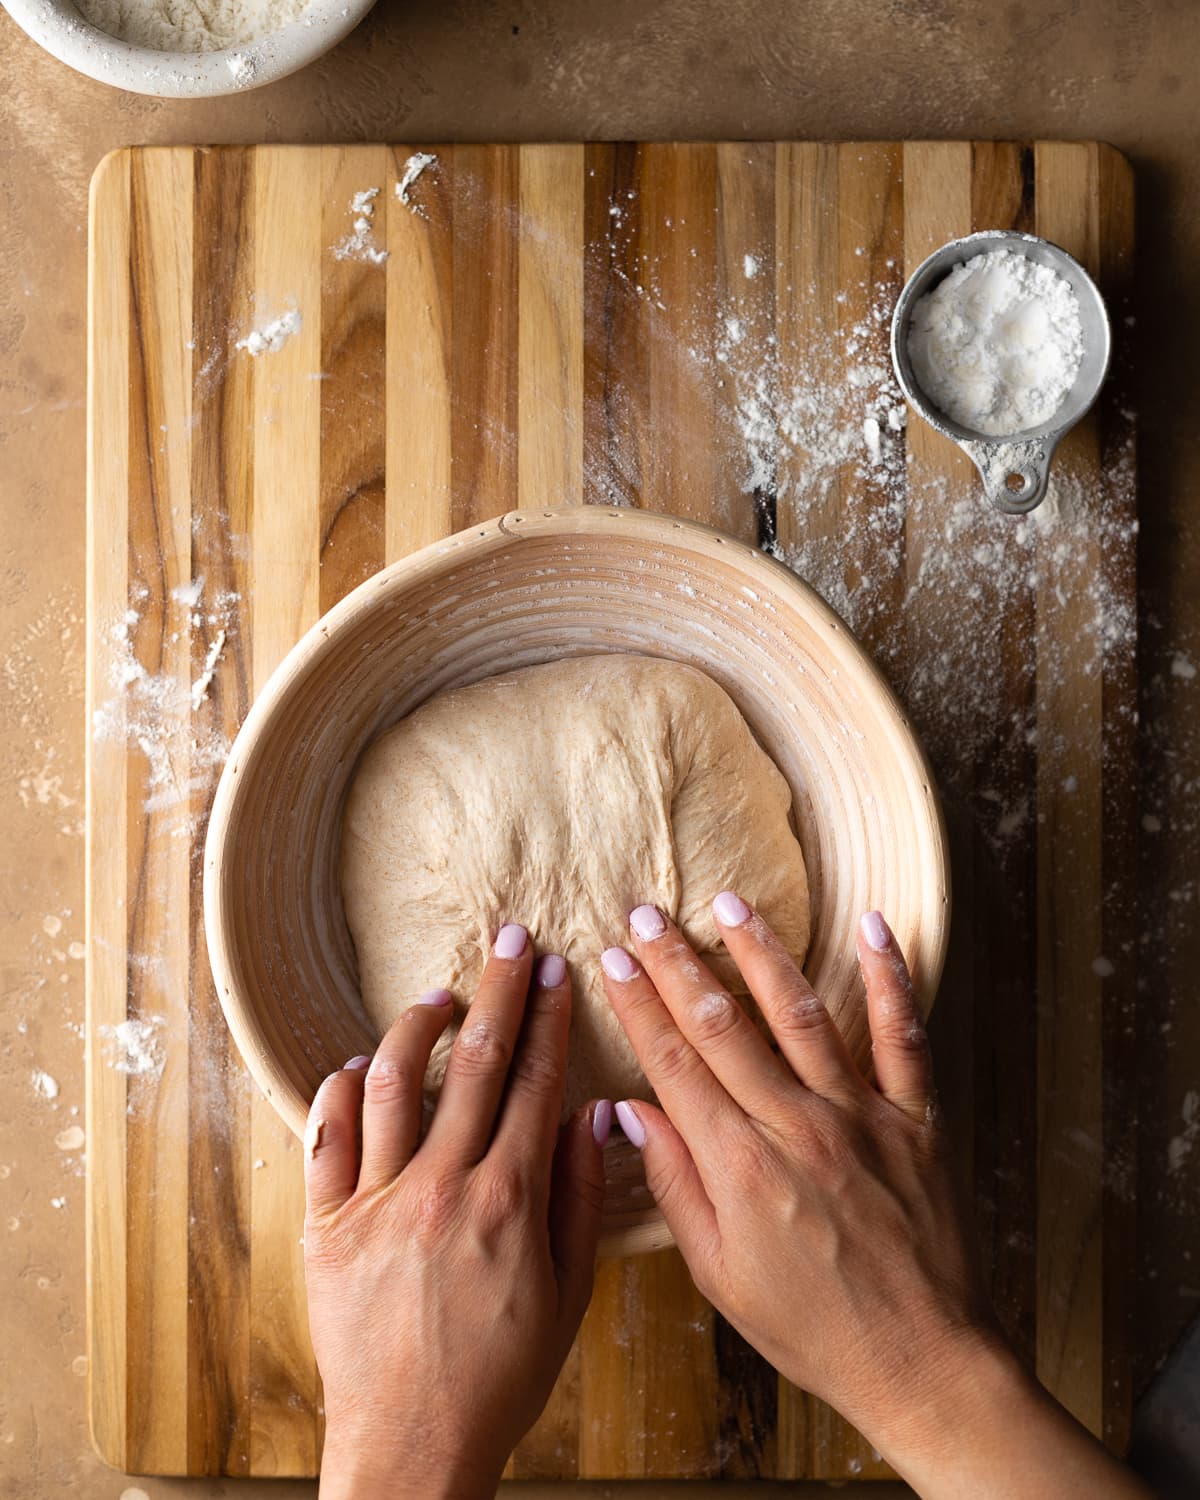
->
[907,249,1084,436]
[75,0,311,52]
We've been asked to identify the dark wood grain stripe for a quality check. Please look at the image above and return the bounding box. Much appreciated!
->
[187,143,256,1476]
[320,150,387,612]
[583,142,647,508]
[451,145,519,527]
[715,143,776,550]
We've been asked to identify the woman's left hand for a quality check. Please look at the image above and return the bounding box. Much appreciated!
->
[303,924,610,1500]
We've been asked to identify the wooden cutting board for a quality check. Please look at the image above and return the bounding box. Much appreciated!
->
[86,141,1136,1481]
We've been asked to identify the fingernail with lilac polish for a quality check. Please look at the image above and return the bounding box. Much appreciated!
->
[592,1099,614,1146]
[861,911,891,952]
[615,1100,646,1148]
[344,1055,372,1070]
[537,953,566,988]
[601,946,639,982]
[494,923,528,960]
[713,890,751,927]
[629,904,667,941]
[416,987,453,1006]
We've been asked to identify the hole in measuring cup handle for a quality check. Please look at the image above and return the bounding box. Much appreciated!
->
[962,436,1057,516]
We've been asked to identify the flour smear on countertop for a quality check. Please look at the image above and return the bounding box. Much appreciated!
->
[76,0,311,51]
[396,152,438,216]
[236,308,301,356]
[334,187,388,264]
[91,577,240,841]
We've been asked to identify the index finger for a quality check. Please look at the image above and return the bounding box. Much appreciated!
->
[623,904,797,1124]
[489,954,573,1189]
[709,891,865,1104]
[601,943,745,1167]
[424,922,534,1164]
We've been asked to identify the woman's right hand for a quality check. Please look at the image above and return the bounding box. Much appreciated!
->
[601,897,1150,1499]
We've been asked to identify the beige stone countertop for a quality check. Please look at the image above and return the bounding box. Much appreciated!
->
[2,1,1198,1494]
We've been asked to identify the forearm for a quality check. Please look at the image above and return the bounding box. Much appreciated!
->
[860,1334,1151,1500]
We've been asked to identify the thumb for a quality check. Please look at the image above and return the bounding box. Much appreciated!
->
[548,1100,609,1325]
[613,1099,718,1267]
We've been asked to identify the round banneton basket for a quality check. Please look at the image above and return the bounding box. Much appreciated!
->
[204,507,950,1256]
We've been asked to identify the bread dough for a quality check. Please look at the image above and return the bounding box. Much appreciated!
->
[340,655,810,1114]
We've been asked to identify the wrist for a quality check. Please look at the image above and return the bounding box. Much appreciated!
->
[855,1325,1042,1494]
[320,1424,503,1500]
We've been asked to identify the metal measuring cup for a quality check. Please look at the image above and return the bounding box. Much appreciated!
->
[890,229,1111,515]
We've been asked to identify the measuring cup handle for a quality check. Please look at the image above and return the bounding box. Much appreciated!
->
[962,437,1058,516]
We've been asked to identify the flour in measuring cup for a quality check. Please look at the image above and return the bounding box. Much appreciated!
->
[907,249,1084,436]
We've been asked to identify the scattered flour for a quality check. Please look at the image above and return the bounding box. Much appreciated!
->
[91,586,240,837]
[743,254,761,280]
[191,630,228,710]
[170,577,205,609]
[75,0,310,52]
[55,1126,86,1152]
[334,189,388,265]
[99,1016,167,1079]
[31,1069,59,1101]
[907,249,1084,436]
[1168,1091,1200,1174]
[226,51,256,84]
[673,258,1137,857]
[396,153,438,216]
[235,309,301,356]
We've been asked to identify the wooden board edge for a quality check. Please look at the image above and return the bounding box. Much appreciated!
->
[86,142,131,1475]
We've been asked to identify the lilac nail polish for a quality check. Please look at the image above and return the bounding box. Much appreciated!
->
[629,904,667,941]
[592,1098,614,1146]
[494,923,528,960]
[601,946,639,982]
[713,890,751,927]
[615,1100,646,1148]
[416,987,453,1006]
[861,911,891,952]
[343,1055,372,1070]
[537,953,567,988]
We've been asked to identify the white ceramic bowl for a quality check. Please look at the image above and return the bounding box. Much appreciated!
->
[1,0,374,96]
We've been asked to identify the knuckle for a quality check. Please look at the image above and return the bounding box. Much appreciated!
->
[772,985,833,1039]
[569,1167,606,1218]
[645,1027,698,1086]
[410,1175,461,1237]
[874,1012,931,1057]
[723,1127,774,1183]
[450,1020,513,1077]
[362,1057,417,1105]
[791,1114,857,1176]
[687,990,741,1047]
[476,1162,529,1228]
[511,1041,564,1098]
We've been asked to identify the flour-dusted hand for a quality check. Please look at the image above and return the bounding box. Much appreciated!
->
[602,899,1151,1500]
[304,925,611,1500]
